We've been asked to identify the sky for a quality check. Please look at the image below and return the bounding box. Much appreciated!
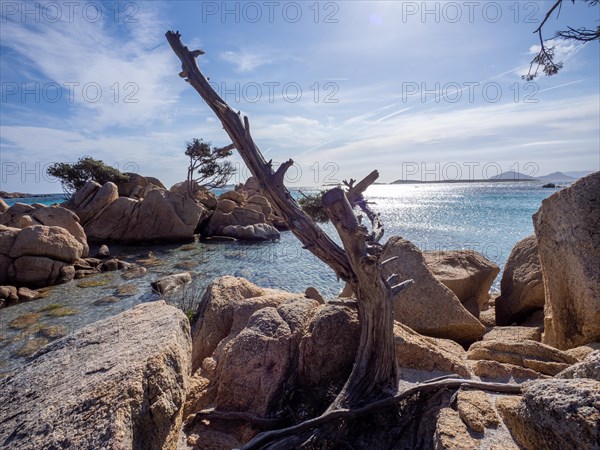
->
[1,0,599,193]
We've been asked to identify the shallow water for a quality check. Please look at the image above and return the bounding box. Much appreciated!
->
[0,182,557,375]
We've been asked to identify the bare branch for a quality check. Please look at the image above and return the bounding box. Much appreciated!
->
[165,30,354,281]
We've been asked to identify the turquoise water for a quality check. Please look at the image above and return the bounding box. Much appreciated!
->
[0,182,556,375]
[4,194,67,207]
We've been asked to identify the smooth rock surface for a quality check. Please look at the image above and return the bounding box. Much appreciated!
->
[381,237,485,344]
[495,235,545,325]
[0,301,191,450]
[424,250,499,317]
[533,172,600,349]
[9,225,83,262]
[467,339,577,376]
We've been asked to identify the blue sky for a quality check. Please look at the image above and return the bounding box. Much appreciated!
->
[1,0,599,193]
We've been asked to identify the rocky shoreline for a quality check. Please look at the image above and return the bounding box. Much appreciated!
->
[0,172,598,449]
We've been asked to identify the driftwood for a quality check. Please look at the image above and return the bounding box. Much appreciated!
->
[166,30,407,411]
[165,30,522,449]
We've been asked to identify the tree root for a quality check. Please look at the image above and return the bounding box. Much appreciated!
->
[239,378,522,450]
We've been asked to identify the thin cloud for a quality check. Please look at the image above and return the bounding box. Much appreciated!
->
[220,50,271,72]
[0,2,181,131]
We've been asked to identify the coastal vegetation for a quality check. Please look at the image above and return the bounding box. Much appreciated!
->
[46,156,129,197]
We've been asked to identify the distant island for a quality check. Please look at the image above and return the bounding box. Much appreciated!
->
[390,170,594,184]
[0,191,55,199]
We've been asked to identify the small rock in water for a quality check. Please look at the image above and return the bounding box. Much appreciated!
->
[17,287,40,302]
[151,272,192,295]
[95,244,111,259]
[122,266,147,280]
[99,259,120,272]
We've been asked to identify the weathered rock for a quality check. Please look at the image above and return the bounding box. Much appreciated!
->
[246,195,272,218]
[381,237,485,344]
[298,304,360,390]
[191,276,300,372]
[470,359,547,382]
[18,214,36,227]
[151,272,192,295]
[218,190,246,204]
[0,198,8,212]
[497,378,600,450]
[215,307,293,416]
[395,322,471,378]
[533,172,600,349]
[112,191,204,242]
[122,266,147,280]
[0,226,20,283]
[467,339,577,376]
[483,326,542,343]
[99,258,120,272]
[565,343,600,361]
[495,235,545,325]
[557,350,600,380]
[456,390,500,433]
[304,286,325,304]
[17,287,40,302]
[64,181,119,224]
[117,172,149,197]
[434,408,479,450]
[216,198,237,213]
[12,256,66,288]
[0,285,19,303]
[30,206,89,257]
[69,182,208,243]
[0,301,191,450]
[9,225,83,262]
[424,250,499,317]
[95,244,111,259]
[221,223,280,241]
[170,181,218,210]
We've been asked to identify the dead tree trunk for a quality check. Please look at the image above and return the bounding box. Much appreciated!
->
[165,30,412,412]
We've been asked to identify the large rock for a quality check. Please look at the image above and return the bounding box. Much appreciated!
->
[381,237,485,344]
[191,276,300,372]
[30,206,89,257]
[0,197,8,212]
[557,350,600,380]
[69,181,208,243]
[185,277,476,446]
[482,326,542,343]
[497,378,600,450]
[221,223,280,241]
[467,339,577,376]
[533,172,600,349]
[12,256,70,288]
[495,235,545,325]
[1,204,89,257]
[0,301,191,450]
[424,250,499,317]
[65,181,119,224]
[9,225,83,262]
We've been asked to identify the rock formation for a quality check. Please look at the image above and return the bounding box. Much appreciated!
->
[0,301,191,450]
[424,249,499,318]
[65,181,209,243]
[381,237,485,344]
[495,235,545,326]
[533,171,600,349]
[0,224,82,288]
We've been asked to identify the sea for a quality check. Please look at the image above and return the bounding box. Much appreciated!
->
[0,181,559,375]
